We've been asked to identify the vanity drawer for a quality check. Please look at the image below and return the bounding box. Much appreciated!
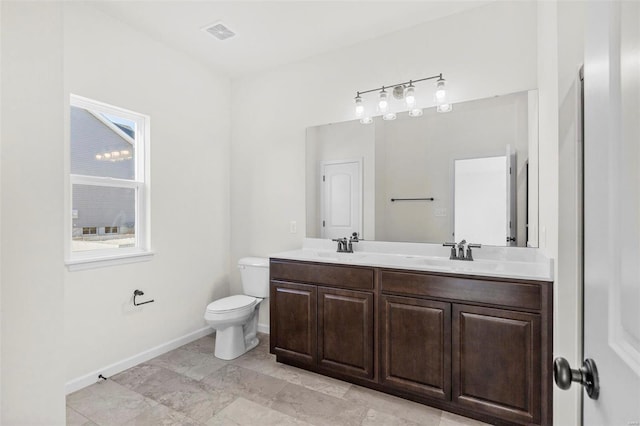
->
[270,259,374,290]
[380,270,541,311]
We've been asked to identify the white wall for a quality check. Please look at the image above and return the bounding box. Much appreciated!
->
[557,1,587,425]
[538,1,588,425]
[62,3,231,383]
[1,2,66,424]
[230,1,538,296]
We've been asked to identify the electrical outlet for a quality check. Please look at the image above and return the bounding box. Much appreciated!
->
[290,221,297,234]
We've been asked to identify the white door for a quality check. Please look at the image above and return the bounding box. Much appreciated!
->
[581,1,640,424]
[320,160,362,239]
[453,155,509,246]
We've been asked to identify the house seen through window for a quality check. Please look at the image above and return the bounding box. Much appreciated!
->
[69,95,149,260]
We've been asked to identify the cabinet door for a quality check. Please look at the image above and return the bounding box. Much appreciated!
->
[317,287,374,379]
[452,304,541,424]
[270,281,317,366]
[380,295,451,400]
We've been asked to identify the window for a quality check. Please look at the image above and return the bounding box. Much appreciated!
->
[67,95,151,269]
[82,227,97,235]
[104,226,119,234]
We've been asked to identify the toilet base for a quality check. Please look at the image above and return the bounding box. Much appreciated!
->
[212,301,262,360]
[214,325,251,360]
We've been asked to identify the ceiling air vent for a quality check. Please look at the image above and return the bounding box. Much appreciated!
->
[203,22,236,41]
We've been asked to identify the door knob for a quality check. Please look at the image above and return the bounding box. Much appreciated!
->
[553,357,600,400]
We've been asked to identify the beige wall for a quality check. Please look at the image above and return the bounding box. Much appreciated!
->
[308,92,530,246]
[306,121,376,239]
[1,2,66,423]
[375,92,529,245]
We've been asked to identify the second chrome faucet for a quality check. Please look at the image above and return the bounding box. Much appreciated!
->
[443,239,482,261]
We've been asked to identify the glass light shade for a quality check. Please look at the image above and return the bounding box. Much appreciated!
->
[435,78,452,113]
[378,90,389,113]
[405,86,416,108]
[360,116,373,125]
[382,112,396,121]
[435,79,446,101]
[408,108,423,117]
[354,96,364,117]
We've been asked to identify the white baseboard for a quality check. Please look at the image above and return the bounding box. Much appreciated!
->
[258,323,270,334]
[65,326,213,395]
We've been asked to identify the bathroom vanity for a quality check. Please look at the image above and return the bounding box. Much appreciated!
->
[269,240,553,426]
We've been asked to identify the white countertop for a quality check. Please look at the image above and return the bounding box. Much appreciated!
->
[270,239,554,282]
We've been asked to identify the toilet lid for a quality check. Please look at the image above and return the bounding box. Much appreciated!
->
[206,295,257,313]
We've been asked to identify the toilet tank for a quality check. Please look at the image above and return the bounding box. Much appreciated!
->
[238,257,269,298]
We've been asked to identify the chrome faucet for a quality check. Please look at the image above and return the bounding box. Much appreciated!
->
[457,239,467,259]
[332,232,360,253]
[443,240,481,261]
[332,237,349,253]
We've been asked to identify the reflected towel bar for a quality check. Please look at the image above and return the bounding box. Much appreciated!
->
[390,197,435,202]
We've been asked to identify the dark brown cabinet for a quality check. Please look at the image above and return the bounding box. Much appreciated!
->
[270,281,317,367]
[380,295,451,400]
[270,258,552,426]
[270,260,375,382]
[318,287,374,379]
[452,304,541,425]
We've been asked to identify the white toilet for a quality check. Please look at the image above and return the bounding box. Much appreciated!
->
[204,257,269,360]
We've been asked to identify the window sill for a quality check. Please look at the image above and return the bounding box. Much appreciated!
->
[66,250,154,271]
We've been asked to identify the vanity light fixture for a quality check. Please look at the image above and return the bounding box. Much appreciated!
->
[353,73,451,123]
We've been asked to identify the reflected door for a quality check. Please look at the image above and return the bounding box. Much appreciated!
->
[583,1,640,424]
[320,160,362,239]
[454,154,514,246]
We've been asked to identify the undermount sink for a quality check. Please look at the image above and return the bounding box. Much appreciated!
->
[315,251,368,262]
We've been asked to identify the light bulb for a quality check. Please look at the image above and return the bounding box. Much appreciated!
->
[360,116,373,125]
[435,79,446,101]
[409,108,423,117]
[354,95,364,117]
[378,89,389,113]
[405,85,416,108]
[112,151,120,157]
[95,154,103,160]
[103,153,111,159]
[382,112,396,121]
[435,78,452,113]
[121,150,130,156]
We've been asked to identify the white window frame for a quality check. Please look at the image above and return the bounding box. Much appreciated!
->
[66,94,152,270]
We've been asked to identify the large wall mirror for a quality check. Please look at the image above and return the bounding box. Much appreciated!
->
[306,90,539,248]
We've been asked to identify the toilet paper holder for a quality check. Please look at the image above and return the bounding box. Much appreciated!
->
[133,289,154,306]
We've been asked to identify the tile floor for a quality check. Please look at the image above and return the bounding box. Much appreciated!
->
[67,334,490,426]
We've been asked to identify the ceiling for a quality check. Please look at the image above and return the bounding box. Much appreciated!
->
[93,1,491,78]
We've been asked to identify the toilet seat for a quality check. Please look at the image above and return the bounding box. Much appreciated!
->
[206,294,257,314]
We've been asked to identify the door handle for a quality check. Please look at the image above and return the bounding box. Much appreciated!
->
[553,357,600,400]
